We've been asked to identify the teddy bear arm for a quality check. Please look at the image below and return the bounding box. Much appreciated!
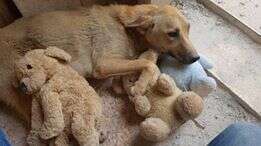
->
[27,98,45,146]
[198,55,213,70]
[31,98,43,129]
[190,76,216,97]
[39,89,65,140]
[156,74,176,96]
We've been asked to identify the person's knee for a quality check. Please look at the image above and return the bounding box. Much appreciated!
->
[227,122,261,136]
[209,122,261,146]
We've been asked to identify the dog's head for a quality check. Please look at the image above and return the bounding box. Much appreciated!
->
[123,5,199,64]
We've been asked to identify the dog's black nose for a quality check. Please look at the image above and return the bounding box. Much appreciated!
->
[191,56,200,63]
[19,82,27,93]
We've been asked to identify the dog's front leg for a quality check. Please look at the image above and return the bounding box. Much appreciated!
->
[131,49,160,96]
[93,50,160,95]
[93,58,153,78]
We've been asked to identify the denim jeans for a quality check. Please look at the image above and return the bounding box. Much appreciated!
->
[208,122,261,146]
[0,129,11,146]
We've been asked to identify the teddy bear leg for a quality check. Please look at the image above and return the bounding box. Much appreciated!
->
[175,92,204,120]
[131,95,151,117]
[71,112,99,146]
[140,117,171,142]
[190,77,216,97]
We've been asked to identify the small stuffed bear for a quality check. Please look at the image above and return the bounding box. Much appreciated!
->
[120,50,204,142]
[123,73,204,142]
[14,47,103,146]
[160,54,217,97]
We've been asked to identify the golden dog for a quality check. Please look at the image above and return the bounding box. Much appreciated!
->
[0,4,198,123]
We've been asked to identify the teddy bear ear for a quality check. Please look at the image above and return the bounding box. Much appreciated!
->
[44,46,71,63]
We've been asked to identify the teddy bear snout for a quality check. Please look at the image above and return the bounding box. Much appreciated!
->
[19,82,28,94]
[19,78,34,95]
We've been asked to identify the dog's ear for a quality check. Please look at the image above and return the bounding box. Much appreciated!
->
[125,15,153,27]
[126,15,154,34]
[44,46,71,63]
[119,5,157,34]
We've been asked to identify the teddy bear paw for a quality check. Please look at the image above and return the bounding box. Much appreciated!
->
[130,84,146,97]
[83,132,100,146]
[39,126,63,140]
[132,96,151,117]
[27,130,46,146]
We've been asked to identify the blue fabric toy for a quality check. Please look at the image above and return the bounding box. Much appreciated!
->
[159,54,217,97]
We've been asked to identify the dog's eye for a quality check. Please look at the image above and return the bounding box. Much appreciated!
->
[26,64,33,69]
[168,29,179,38]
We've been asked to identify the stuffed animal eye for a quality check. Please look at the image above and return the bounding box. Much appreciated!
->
[168,29,179,38]
[26,64,33,69]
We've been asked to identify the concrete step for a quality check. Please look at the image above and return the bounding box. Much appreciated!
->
[198,0,261,44]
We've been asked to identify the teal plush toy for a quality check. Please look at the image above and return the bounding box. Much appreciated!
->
[159,54,217,97]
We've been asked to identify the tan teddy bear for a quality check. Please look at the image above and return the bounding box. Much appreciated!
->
[121,50,204,142]
[14,47,103,146]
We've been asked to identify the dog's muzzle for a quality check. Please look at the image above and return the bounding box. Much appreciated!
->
[169,52,200,64]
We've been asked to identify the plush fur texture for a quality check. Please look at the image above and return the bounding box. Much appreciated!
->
[160,54,217,97]
[124,73,203,142]
[0,4,198,122]
[121,50,204,142]
[14,47,103,146]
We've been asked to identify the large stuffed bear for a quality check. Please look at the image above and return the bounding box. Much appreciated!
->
[14,47,103,146]
[160,54,217,97]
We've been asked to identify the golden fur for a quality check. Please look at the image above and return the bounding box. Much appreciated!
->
[0,4,198,122]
